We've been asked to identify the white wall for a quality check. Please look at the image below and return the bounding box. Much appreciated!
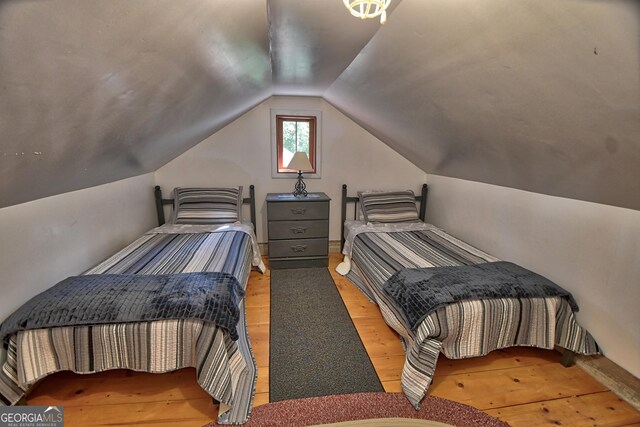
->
[0,173,157,319]
[155,96,427,242]
[425,174,640,379]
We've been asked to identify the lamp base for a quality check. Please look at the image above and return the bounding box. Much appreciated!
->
[292,171,308,197]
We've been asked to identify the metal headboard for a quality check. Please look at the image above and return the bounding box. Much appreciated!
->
[154,185,257,233]
[340,183,428,251]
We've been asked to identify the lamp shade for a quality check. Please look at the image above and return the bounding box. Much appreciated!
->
[287,151,313,172]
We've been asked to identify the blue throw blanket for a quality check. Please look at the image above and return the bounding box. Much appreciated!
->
[0,272,245,342]
[383,261,579,331]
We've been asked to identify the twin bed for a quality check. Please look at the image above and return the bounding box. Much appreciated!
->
[0,185,264,425]
[337,184,599,408]
[0,182,600,424]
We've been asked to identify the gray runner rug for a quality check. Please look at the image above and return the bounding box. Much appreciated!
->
[269,268,384,402]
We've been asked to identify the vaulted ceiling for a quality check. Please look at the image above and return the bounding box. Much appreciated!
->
[1,0,638,210]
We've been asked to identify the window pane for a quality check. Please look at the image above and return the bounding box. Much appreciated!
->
[297,122,310,154]
[283,121,297,154]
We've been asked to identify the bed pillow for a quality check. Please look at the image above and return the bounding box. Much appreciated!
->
[358,190,420,224]
[173,187,243,225]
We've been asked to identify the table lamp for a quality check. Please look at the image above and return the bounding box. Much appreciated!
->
[286,152,314,197]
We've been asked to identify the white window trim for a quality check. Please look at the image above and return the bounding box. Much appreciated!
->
[270,109,322,179]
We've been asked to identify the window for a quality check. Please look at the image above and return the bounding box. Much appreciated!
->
[276,115,316,173]
[271,109,322,178]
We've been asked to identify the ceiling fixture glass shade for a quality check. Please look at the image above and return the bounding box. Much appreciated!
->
[343,0,391,24]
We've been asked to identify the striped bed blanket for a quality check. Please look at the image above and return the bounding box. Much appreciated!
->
[340,222,599,408]
[0,224,261,425]
[384,261,579,331]
[0,272,245,342]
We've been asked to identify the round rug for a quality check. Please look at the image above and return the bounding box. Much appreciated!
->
[310,417,453,427]
[205,392,509,427]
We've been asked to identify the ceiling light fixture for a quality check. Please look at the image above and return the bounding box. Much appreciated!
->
[343,0,391,24]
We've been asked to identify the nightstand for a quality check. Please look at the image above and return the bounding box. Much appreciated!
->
[266,192,330,269]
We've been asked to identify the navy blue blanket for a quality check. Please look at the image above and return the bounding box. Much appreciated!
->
[0,272,245,342]
[383,261,578,331]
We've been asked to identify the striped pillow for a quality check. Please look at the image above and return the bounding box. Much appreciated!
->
[359,190,420,224]
[173,187,242,225]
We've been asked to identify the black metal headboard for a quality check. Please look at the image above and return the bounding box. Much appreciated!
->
[340,183,428,251]
[154,185,257,233]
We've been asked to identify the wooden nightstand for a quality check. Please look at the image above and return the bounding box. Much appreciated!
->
[266,192,330,269]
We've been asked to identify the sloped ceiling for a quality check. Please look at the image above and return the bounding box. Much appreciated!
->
[0,0,272,207]
[325,0,640,211]
[1,0,638,210]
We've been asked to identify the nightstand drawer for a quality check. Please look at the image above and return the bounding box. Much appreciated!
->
[268,220,329,240]
[269,238,328,258]
[267,201,329,221]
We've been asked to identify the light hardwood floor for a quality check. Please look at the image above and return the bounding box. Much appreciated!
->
[27,254,640,426]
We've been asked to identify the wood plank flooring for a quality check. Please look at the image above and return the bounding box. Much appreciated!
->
[27,254,640,426]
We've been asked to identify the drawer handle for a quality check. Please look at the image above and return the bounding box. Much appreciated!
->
[291,244,307,253]
[290,208,307,215]
[290,226,308,235]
